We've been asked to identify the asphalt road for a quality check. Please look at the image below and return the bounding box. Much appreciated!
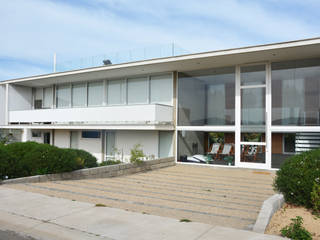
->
[0,230,36,240]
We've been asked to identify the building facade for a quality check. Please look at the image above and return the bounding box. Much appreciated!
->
[1,38,320,169]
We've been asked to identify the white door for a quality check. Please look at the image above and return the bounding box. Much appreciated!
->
[236,64,270,169]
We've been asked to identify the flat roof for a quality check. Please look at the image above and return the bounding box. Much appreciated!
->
[1,37,320,87]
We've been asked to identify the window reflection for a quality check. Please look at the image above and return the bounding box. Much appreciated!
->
[272,59,320,126]
[178,131,235,166]
[178,67,235,126]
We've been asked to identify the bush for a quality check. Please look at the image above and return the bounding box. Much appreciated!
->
[13,143,83,176]
[0,144,17,180]
[1,142,97,179]
[274,149,320,208]
[130,144,145,164]
[311,182,320,214]
[99,160,121,166]
[280,216,312,240]
[65,149,98,168]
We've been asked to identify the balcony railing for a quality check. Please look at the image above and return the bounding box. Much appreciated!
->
[9,104,173,125]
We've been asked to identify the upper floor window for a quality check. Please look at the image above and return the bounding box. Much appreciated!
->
[128,77,148,104]
[56,84,71,108]
[178,67,235,126]
[150,74,173,105]
[88,81,103,106]
[272,58,320,126]
[107,79,126,105]
[43,87,53,108]
[72,83,87,107]
[34,88,43,109]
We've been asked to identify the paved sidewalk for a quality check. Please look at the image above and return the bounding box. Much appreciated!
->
[0,187,283,240]
[6,165,276,230]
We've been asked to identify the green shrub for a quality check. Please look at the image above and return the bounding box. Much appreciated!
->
[274,149,320,208]
[0,144,17,180]
[280,216,312,240]
[65,149,98,168]
[99,160,121,166]
[2,142,97,179]
[16,143,83,176]
[311,182,320,214]
[5,141,39,161]
[130,144,145,164]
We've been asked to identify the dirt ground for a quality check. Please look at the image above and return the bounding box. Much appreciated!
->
[265,203,320,239]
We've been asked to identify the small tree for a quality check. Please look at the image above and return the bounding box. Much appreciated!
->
[130,144,145,164]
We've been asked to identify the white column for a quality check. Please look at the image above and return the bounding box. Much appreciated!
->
[22,128,31,142]
[235,65,241,167]
[5,84,9,125]
[266,62,272,169]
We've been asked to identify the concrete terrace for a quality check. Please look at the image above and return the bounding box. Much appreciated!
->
[6,164,276,230]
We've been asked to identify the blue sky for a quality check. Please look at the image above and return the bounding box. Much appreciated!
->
[1,0,320,81]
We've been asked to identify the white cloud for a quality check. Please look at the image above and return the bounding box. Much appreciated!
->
[0,0,319,80]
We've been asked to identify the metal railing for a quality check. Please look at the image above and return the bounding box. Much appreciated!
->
[56,43,189,72]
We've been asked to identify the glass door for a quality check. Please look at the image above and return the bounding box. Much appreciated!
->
[238,64,268,168]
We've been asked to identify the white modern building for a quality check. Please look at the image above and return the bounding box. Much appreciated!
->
[1,37,320,169]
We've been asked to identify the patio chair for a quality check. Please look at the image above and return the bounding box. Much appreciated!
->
[218,143,234,161]
[207,143,221,160]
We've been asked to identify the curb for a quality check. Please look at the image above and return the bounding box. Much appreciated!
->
[252,193,284,233]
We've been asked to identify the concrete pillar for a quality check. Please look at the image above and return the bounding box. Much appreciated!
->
[22,128,31,142]
[5,84,9,125]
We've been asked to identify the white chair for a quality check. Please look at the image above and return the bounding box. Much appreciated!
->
[207,143,220,155]
[219,143,234,160]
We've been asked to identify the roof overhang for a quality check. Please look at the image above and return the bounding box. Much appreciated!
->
[2,37,320,87]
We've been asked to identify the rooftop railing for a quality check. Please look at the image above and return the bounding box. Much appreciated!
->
[56,43,189,72]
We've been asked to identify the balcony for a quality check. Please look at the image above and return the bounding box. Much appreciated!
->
[9,104,173,126]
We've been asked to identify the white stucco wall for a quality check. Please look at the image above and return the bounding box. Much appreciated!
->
[54,130,70,148]
[0,85,6,125]
[8,84,32,111]
[115,130,159,162]
[30,135,43,144]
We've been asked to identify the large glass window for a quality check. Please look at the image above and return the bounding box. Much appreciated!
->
[271,132,320,168]
[178,131,235,166]
[241,65,265,86]
[178,67,235,126]
[43,87,53,109]
[107,79,126,105]
[56,84,71,108]
[34,88,43,109]
[241,88,265,126]
[150,75,173,105]
[72,83,87,107]
[88,81,103,106]
[159,131,173,158]
[0,129,22,143]
[106,131,116,158]
[272,58,320,126]
[128,77,148,104]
